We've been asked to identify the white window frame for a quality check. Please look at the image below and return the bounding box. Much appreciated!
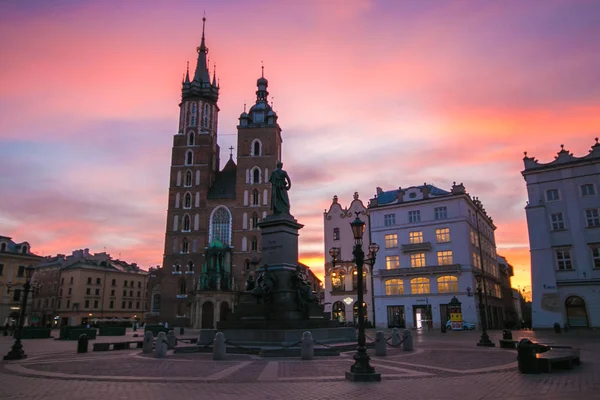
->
[410,252,426,268]
[384,234,398,248]
[437,250,453,265]
[385,279,404,295]
[385,255,400,270]
[436,228,450,243]
[409,231,423,244]
[591,246,600,269]
[585,208,600,227]
[550,213,565,230]
[434,206,447,220]
[408,210,421,223]
[546,189,560,202]
[555,248,573,271]
[384,214,395,226]
[581,183,595,196]
[410,277,430,294]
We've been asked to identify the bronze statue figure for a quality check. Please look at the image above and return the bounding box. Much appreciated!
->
[292,265,318,316]
[269,161,291,215]
[251,265,278,304]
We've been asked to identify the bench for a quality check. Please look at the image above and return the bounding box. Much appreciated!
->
[536,349,580,373]
[499,339,518,349]
[92,341,144,352]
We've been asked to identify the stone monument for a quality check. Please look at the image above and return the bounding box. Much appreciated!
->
[199,163,355,346]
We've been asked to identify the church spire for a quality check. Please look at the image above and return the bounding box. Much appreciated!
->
[193,16,211,84]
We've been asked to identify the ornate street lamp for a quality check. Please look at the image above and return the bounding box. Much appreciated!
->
[345,212,381,382]
[364,243,379,327]
[4,265,35,360]
[475,274,494,347]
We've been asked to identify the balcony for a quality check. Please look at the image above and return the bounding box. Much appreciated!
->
[401,242,432,253]
[378,263,461,277]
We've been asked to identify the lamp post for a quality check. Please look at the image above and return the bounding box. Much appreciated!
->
[4,265,35,360]
[346,212,381,382]
[475,275,494,347]
[364,243,379,328]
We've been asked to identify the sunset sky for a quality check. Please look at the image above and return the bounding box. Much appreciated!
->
[1,0,599,290]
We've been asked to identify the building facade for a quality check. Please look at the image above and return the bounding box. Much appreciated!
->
[148,19,298,328]
[522,140,600,328]
[323,193,374,325]
[0,236,43,326]
[34,249,148,326]
[497,255,518,327]
[368,183,508,330]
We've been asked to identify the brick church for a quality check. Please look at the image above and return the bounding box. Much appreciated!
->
[145,18,287,328]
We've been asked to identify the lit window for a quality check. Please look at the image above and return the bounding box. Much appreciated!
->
[409,231,423,244]
[555,248,572,270]
[551,213,565,230]
[410,277,430,294]
[434,207,447,220]
[408,210,421,223]
[385,279,404,295]
[384,234,397,248]
[581,184,595,196]
[331,270,344,291]
[591,246,600,269]
[436,228,450,243]
[386,255,400,269]
[384,214,395,226]
[546,189,560,201]
[410,253,426,268]
[437,276,458,293]
[333,228,340,241]
[585,209,600,227]
[437,250,453,265]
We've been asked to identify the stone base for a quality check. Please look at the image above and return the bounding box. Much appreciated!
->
[476,341,496,347]
[345,371,382,382]
[197,327,355,347]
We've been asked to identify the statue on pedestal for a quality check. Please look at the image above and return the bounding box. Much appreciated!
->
[269,162,291,215]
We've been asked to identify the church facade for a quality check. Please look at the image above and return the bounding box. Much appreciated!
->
[146,19,283,328]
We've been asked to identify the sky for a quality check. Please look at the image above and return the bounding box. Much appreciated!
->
[1,0,599,290]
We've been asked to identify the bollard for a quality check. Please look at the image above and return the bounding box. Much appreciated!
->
[402,329,413,352]
[553,322,561,333]
[391,328,401,346]
[517,339,539,374]
[301,331,314,360]
[77,334,89,354]
[213,332,226,360]
[142,330,154,354]
[166,330,176,350]
[375,331,386,357]
[154,332,168,358]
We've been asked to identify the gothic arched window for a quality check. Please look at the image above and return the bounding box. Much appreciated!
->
[184,192,192,209]
[253,168,260,184]
[185,150,193,165]
[251,212,259,230]
[182,214,191,232]
[188,132,194,146]
[185,170,193,187]
[203,104,209,127]
[182,239,189,253]
[252,189,259,206]
[210,206,232,245]
[251,236,258,251]
[252,139,261,156]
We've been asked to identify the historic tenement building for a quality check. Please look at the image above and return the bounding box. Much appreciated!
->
[0,236,43,326]
[323,193,375,326]
[147,19,297,328]
[523,140,600,328]
[368,183,510,330]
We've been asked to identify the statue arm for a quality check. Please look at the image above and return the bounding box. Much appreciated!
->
[284,172,291,190]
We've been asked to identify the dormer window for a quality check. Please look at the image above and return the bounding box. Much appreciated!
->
[21,246,27,254]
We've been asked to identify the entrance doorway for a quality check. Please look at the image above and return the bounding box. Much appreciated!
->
[332,301,346,323]
[387,306,405,328]
[565,296,589,327]
[413,305,432,330]
[201,301,214,329]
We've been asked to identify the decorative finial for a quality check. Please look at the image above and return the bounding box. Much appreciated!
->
[333,195,338,203]
[229,146,234,158]
[186,61,189,73]
[596,137,599,144]
[243,102,246,113]
[561,144,564,150]
[261,61,264,78]
[353,192,359,200]
[524,151,527,157]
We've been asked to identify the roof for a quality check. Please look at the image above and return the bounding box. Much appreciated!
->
[207,158,237,199]
[523,139,600,173]
[376,184,450,205]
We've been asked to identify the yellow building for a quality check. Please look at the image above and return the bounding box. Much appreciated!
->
[0,236,43,326]
[34,249,148,326]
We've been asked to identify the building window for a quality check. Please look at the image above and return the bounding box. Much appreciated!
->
[109,301,114,309]
[591,246,600,269]
[437,275,458,293]
[13,289,21,302]
[252,189,259,206]
[190,115,196,126]
[138,282,142,288]
[137,291,141,297]
[408,210,421,223]
[251,212,259,230]
[550,213,565,230]
[182,214,191,231]
[581,184,595,196]
[434,207,447,220]
[136,301,140,309]
[94,300,98,308]
[385,279,404,295]
[110,289,115,296]
[410,253,426,268]
[203,103,209,127]
[210,206,232,245]
[87,277,92,284]
[111,279,116,286]
[187,261,194,272]
[185,150,193,165]
[85,300,90,308]
[410,277,430,294]
[252,168,261,184]
[17,265,25,277]
[409,231,423,244]
[184,193,192,209]
[437,250,453,265]
[122,301,126,309]
[251,236,258,251]
[152,294,161,312]
[555,248,573,270]
[384,234,398,248]
[333,228,340,241]
[95,288,100,295]
[68,288,72,295]
[66,300,70,309]
[546,189,560,201]
[436,228,450,243]
[86,288,91,295]
[384,214,395,226]
[585,209,600,227]
[385,255,400,269]
[188,132,194,146]
[124,281,128,287]
[252,140,261,156]
[0,264,3,276]
[122,290,127,297]
[185,170,193,187]
[182,239,189,253]
[331,270,344,291]
[96,278,101,285]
